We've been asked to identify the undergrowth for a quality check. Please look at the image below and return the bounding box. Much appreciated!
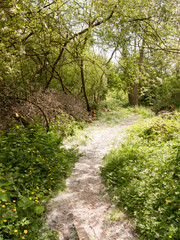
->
[97,106,154,125]
[0,124,79,240]
[101,112,180,240]
[98,93,154,125]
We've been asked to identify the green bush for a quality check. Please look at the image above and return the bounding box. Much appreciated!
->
[0,124,79,240]
[51,113,84,138]
[101,115,180,239]
[140,118,179,142]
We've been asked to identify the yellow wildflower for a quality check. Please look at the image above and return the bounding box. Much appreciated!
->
[2,205,5,208]
[14,229,18,232]
[3,220,7,222]
[24,230,28,234]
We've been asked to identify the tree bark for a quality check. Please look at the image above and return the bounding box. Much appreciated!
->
[8,96,49,132]
[44,44,67,90]
[128,84,134,105]
[80,59,91,112]
[132,37,145,106]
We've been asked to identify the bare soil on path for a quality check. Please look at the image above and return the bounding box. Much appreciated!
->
[46,115,139,240]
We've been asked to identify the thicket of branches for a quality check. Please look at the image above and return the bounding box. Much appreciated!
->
[0,0,180,115]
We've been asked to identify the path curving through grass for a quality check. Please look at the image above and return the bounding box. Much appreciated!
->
[46,114,138,240]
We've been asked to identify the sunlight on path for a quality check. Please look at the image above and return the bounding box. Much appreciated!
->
[46,116,138,240]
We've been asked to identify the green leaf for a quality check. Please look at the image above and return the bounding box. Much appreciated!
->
[18,196,33,209]
[0,192,10,202]
[18,200,24,208]
[34,206,44,214]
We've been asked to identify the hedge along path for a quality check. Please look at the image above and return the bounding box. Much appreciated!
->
[46,114,139,240]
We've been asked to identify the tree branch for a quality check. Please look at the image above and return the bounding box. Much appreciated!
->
[7,96,49,132]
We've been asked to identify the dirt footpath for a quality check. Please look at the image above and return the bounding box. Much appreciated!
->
[46,115,139,240]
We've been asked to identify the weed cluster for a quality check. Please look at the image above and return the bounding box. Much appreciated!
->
[51,113,84,138]
[0,124,79,239]
[101,113,180,239]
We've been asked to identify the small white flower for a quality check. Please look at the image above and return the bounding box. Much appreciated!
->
[17,29,23,34]
[2,27,9,32]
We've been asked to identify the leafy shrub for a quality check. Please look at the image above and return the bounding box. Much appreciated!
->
[0,124,79,240]
[128,106,155,119]
[140,117,180,142]
[52,113,84,138]
[101,116,180,240]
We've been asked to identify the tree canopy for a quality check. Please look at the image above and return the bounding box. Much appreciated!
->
[0,0,180,110]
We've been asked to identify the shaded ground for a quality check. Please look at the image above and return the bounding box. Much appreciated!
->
[46,114,139,240]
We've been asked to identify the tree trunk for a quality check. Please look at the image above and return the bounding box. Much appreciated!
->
[128,84,134,105]
[44,43,67,90]
[80,59,91,112]
[132,83,139,105]
[176,38,180,81]
[132,38,145,106]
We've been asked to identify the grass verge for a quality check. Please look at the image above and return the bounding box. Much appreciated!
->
[101,112,180,240]
[0,124,79,240]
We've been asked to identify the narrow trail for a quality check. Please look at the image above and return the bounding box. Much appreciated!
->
[46,115,139,240]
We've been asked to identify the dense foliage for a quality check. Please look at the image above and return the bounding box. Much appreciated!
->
[101,112,180,239]
[0,124,79,239]
[0,0,180,239]
[0,0,179,111]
